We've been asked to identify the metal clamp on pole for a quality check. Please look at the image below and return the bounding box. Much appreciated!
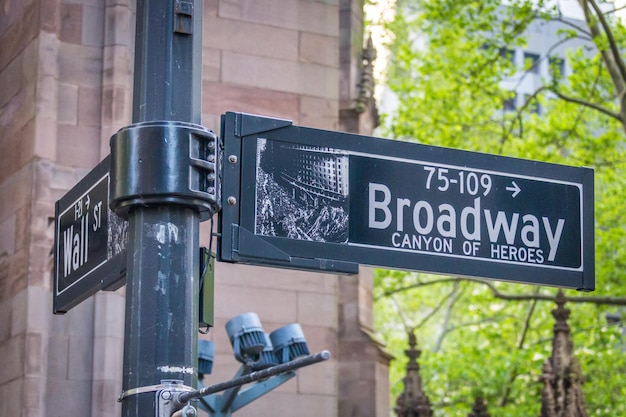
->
[109,121,221,221]
[118,380,196,403]
[153,380,198,417]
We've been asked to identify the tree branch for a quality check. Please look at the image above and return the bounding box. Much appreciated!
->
[604,4,626,15]
[587,0,626,82]
[530,321,625,349]
[550,87,623,121]
[389,295,413,333]
[551,58,605,153]
[497,31,595,152]
[518,290,539,349]
[550,15,592,38]
[510,34,593,95]
[381,276,626,306]
[447,313,517,332]
[433,281,462,353]
[500,86,550,153]
[415,283,459,330]
[498,290,539,407]
[580,0,626,97]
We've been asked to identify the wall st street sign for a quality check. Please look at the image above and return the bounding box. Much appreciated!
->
[53,156,127,313]
[218,112,594,291]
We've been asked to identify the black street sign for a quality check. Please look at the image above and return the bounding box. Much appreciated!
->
[53,156,127,313]
[218,112,594,291]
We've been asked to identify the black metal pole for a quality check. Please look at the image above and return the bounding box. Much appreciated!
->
[115,1,206,416]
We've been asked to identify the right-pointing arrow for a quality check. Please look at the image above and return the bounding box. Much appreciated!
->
[506,181,521,198]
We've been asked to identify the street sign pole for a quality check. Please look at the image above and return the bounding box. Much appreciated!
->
[111,1,219,416]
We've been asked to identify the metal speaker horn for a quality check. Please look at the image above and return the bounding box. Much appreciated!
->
[251,333,279,371]
[225,312,266,363]
[270,323,310,364]
[198,339,215,377]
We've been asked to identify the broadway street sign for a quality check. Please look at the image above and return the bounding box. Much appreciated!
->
[218,112,594,291]
[53,156,127,313]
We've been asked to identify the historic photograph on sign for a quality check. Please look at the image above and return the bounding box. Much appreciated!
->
[255,138,350,243]
[107,211,128,259]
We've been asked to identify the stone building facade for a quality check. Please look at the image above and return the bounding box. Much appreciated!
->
[0,1,390,416]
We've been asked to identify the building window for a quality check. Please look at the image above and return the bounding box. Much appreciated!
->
[523,52,540,74]
[499,47,515,64]
[504,93,517,112]
[549,56,565,79]
[523,94,541,114]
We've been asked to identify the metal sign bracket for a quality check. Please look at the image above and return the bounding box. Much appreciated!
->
[231,225,358,274]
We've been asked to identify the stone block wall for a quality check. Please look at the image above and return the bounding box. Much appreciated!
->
[0,1,389,416]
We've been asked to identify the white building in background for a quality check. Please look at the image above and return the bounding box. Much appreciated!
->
[377,0,607,119]
[501,13,591,113]
[501,0,616,112]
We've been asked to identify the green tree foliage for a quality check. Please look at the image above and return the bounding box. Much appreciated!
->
[375,0,626,415]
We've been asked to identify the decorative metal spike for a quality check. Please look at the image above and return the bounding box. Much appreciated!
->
[394,330,433,417]
[468,397,490,417]
[355,34,377,114]
[539,290,589,417]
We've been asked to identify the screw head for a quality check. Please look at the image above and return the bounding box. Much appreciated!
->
[160,390,172,400]
[227,196,237,206]
[228,155,238,164]
[183,405,197,417]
